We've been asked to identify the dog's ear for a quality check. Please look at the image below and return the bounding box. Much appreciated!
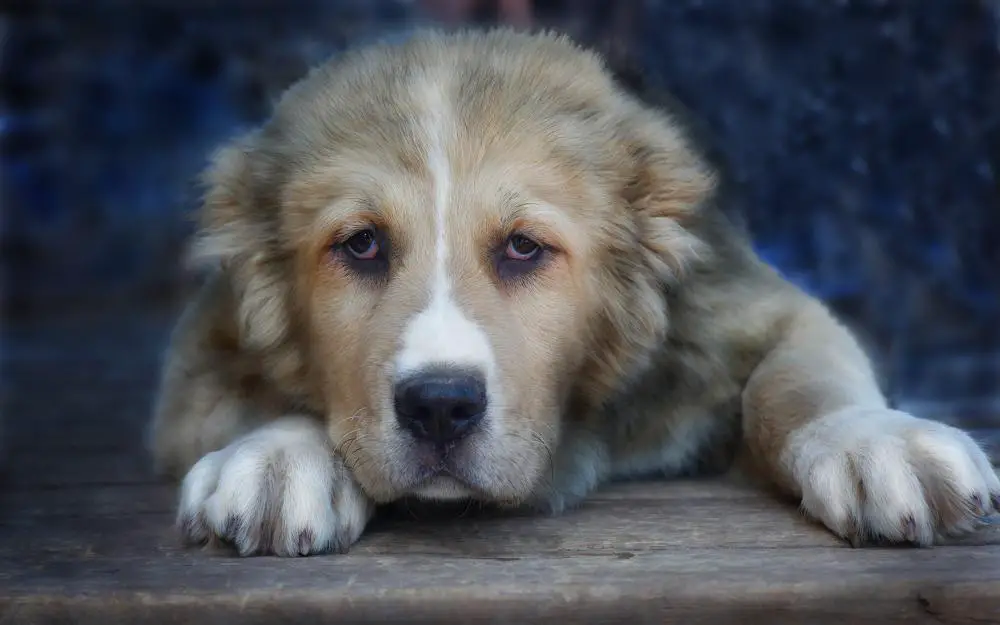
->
[187,134,264,269]
[186,134,310,398]
[575,91,719,407]
[604,57,727,284]
[621,103,717,285]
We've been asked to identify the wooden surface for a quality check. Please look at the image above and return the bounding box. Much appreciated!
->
[2,309,1000,625]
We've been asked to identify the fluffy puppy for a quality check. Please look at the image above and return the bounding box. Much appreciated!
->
[148,28,998,556]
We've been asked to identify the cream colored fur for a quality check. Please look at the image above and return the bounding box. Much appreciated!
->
[147,28,998,556]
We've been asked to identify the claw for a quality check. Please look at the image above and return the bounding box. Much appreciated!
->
[297,529,315,555]
[902,515,918,543]
[969,493,989,517]
[222,514,241,542]
[846,513,865,548]
[178,512,208,545]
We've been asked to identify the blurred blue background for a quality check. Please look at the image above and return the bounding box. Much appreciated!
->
[2,0,998,430]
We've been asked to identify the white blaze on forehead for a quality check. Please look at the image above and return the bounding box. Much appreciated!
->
[394,75,496,381]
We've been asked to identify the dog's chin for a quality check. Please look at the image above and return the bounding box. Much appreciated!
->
[401,467,530,505]
[406,475,477,501]
[380,433,545,505]
[394,441,500,502]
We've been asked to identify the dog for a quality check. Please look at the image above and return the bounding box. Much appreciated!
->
[148,28,999,556]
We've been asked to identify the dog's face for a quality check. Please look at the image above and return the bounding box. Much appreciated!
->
[195,30,714,505]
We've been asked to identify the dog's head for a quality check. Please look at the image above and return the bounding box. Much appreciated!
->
[192,29,715,504]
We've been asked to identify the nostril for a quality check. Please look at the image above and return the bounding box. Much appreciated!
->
[393,370,488,444]
[450,403,476,423]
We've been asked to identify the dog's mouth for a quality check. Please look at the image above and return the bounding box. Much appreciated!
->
[401,440,486,500]
[407,473,478,500]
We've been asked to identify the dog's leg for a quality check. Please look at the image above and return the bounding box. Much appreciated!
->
[741,298,999,546]
[148,275,374,557]
[175,416,374,556]
[147,272,269,478]
[525,428,612,515]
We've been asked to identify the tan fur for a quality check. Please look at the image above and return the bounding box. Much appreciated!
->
[149,28,999,556]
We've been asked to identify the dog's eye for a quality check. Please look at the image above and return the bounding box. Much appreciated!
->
[496,233,546,283]
[344,229,379,260]
[333,227,389,279]
[505,235,541,261]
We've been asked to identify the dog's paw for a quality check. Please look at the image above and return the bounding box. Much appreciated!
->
[176,417,374,557]
[783,407,999,547]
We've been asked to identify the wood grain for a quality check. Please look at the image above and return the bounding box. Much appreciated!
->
[2,311,999,625]
[2,547,1000,624]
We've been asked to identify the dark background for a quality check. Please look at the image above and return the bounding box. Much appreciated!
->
[2,0,998,435]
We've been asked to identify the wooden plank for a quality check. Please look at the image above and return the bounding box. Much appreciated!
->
[0,483,177,519]
[2,481,998,564]
[3,419,153,454]
[0,488,843,555]
[3,449,158,488]
[4,312,1000,624]
[0,480,761,519]
[1,547,999,624]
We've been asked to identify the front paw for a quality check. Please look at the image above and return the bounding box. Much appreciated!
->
[783,407,999,546]
[176,417,374,557]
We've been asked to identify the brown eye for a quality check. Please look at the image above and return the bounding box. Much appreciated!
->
[505,234,540,261]
[334,227,389,279]
[496,233,546,283]
[345,229,379,260]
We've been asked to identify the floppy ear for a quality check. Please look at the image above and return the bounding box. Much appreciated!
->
[623,105,717,284]
[186,134,311,400]
[575,102,717,407]
[187,134,265,269]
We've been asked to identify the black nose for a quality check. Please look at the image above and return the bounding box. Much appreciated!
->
[394,370,487,445]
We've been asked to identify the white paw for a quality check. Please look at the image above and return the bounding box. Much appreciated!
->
[176,417,374,557]
[783,407,999,546]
